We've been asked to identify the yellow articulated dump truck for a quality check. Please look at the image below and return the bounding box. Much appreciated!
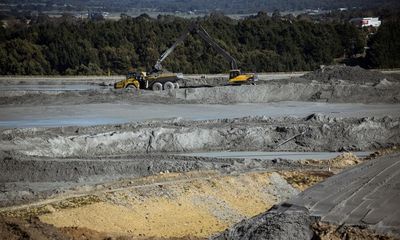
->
[114,71,181,91]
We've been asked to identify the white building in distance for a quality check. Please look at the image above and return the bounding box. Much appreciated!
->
[350,17,381,28]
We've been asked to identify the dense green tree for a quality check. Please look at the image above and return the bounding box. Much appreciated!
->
[0,39,49,75]
[0,14,377,75]
[334,23,365,57]
[366,20,400,68]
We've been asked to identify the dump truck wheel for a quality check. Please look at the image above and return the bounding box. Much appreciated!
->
[126,84,136,89]
[152,82,163,91]
[164,81,175,90]
[174,82,179,89]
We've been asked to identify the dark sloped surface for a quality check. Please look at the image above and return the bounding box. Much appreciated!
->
[288,153,400,237]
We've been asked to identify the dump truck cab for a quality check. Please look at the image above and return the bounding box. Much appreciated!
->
[114,71,141,89]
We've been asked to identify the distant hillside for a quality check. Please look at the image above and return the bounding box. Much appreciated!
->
[136,0,400,12]
[3,0,400,13]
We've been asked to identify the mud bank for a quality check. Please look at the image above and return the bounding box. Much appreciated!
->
[1,78,399,106]
[176,66,400,104]
[175,81,400,104]
[2,115,398,158]
[0,152,312,207]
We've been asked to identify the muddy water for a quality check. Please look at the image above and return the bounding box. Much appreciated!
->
[1,101,399,128]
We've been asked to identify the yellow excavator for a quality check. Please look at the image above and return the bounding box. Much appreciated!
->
[114,23,257,90]
[154,23,257,85]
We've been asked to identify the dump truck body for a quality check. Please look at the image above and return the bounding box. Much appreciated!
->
[114,71,180,90]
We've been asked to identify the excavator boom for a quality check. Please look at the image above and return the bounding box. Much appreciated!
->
[154,25,193,71]
[195,25,238,70]
[155,23,238,71]
[154,23,257,85]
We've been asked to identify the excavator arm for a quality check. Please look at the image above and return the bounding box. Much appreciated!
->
[154,23,238,71]
[194,25,238,70]
[154,24,194,71]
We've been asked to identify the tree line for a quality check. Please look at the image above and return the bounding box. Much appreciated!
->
[0,13,398,75]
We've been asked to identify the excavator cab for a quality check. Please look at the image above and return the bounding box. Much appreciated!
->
[229,70,241,79]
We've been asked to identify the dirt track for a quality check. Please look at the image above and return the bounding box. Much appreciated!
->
[1,66,400,239]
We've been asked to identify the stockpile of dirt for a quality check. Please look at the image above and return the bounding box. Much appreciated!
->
[279,171,334,191]
[312,222,397,240]
[303,65,396,84]
[213,205,314,240]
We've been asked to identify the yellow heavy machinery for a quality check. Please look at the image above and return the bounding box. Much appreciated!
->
[114,71,180,91]
[154,23,257,85]
[114,23,256,90]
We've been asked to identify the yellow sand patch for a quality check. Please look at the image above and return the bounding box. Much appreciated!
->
[40,172,278,238]
[40,201,222,238]
[200,173,273,216]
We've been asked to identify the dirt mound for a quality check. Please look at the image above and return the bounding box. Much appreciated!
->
[312,222,397,240]
[304,65,394,84]
[213,205,314,240]
[0,216,68,240]
[279,171,334,191]
[328,152,361,168]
